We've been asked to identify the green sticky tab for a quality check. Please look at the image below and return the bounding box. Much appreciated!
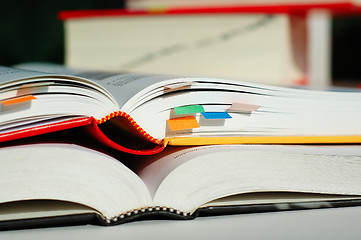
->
[174,105,205,115]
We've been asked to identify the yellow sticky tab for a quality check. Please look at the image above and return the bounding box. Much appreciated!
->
[1,95,36,106]
[164,135,361,146]
[167,116,200,131]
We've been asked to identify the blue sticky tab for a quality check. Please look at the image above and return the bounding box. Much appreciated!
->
[201,112,232,119]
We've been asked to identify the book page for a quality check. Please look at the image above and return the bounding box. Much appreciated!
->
[89,73,179,108]
[3,64,112,98]
[0,66,56,84]
[0,65,121,133]
[14,62,181,109]
[136,144,361,213]
[137,144,361,197]
[0,143,152,221]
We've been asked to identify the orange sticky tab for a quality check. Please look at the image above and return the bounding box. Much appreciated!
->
[1,95,37,106]
[167,116,200,131]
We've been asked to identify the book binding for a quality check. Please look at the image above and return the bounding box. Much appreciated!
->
[2,199,361,230]
[0,113,166,155]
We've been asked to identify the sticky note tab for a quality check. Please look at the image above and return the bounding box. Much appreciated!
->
[227,103,260,113]
[201,112,232,119]
[167,116,200,131]
[17,82,52,96]
[1,95,36,106]
[174,105,205,115]
[164,81,193,91]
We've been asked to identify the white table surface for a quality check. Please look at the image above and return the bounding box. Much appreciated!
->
[1,206,361,240]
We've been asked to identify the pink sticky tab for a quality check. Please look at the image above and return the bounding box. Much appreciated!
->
[227,103,260,113]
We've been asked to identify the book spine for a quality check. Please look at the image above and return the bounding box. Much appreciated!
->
[90,112,166,155]
[197,199,361,217]
[97,206,194,226]
[95,111,160,144]
[0,112,165,155]
[0,213,98,231]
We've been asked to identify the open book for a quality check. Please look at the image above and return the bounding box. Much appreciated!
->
[1,63,361,155]
[1,143,361,230]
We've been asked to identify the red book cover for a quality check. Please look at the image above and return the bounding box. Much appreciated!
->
[0,115,166,155]
[58,2,361,20]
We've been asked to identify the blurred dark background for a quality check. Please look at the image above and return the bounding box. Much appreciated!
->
[0,1,125,66]
[1,1,361,84]
[332,15,361,84]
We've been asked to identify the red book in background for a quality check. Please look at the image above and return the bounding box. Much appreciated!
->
[60,1,361,18]
[59,5,308,87]
[59,2,361,87]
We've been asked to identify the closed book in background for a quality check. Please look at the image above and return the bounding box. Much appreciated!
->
[59,8,306,86]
